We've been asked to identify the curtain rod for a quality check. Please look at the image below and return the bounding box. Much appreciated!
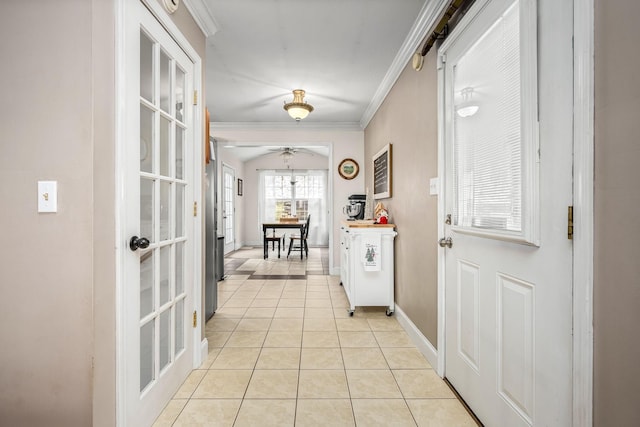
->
[419,0,468,57]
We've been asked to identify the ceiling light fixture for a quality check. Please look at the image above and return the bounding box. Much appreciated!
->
[284,89,314,121]
[456,87,479,118]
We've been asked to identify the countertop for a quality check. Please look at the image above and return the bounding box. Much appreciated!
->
[342,220,395,228]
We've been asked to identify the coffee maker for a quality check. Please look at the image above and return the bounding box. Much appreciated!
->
[344,194,366,220]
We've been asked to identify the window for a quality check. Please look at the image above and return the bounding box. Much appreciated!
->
[260,170,329,246]
[445,0,539,245]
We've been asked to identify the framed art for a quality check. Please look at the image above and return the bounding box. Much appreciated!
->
[338,158,359,180]
[237,178,243,196]
[373,144,392,199]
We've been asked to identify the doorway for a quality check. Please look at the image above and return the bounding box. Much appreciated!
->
[222,163,236,254]
[117,0,203,425]
[438,0,574,425]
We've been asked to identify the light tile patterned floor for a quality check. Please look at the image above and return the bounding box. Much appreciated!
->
[153,247,477,426]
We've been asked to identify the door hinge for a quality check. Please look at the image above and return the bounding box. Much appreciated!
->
[193,310,197,328]
[193,201,198,217]
[193,90,198,105]
[568,206,574,240]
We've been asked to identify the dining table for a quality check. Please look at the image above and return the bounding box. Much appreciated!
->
[262,221,306,259]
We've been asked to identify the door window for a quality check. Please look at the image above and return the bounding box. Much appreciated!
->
[449,0,539,245]
[138,26,188,392]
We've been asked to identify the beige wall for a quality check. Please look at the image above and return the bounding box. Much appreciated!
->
[363,52,439,345]
[594,1,640,425]
[0,1,205,425]
[0,2,95,425]
[93,0,117,424]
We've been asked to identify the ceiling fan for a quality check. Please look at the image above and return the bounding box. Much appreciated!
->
[268,147,315,162]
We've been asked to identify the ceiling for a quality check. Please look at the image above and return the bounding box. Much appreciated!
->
[201,0,433,127]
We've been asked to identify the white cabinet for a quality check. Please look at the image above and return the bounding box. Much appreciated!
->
[339,222,397,316]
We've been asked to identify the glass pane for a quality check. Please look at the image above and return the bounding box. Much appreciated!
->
[159,309,171,372]
[175,241,184,295]
[224,172,234,244]
[176,66,185,122]
[160,116,170,177]
[140,31,153,102]
[295,200,309,220]
[140,106,154,173]
[175,126,184,180]
[175,299,184,354]
[453,2,522,232]
[140,178,154,243]
[176,184,185,238]
[160,181,170,241]
[160,49,171,112]
[140,320,154,392]
[159,245,170,305]
[140,250,154,318]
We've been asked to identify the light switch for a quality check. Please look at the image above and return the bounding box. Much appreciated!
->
[38,181,58,213]
[429,177,439,196]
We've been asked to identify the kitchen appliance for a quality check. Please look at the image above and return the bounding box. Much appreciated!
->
[344,194,366,220]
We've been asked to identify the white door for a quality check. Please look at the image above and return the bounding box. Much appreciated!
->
[222,164,235,254]
[122,1,195,425]
[440,0,573,425]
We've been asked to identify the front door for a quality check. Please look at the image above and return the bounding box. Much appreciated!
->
[222,164,235,254]
[122,1,196,424]
[440,0,573,425]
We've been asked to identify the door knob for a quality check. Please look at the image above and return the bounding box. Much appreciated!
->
[438,237,453,248]
[129,236,150,251]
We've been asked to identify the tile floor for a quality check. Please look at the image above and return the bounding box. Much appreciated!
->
[153,247,478,426]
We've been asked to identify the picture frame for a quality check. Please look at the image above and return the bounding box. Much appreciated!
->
[237,178,243,196]
[373,144,392,199]
[338,158,359,180]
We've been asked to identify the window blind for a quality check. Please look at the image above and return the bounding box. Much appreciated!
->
[453,1,521,232]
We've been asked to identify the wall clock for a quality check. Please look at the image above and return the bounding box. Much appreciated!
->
[338,158,359,180]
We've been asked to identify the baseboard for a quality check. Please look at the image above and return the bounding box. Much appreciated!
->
[331,267,340,276]
[394,304,440,374]
[200,338,208,366]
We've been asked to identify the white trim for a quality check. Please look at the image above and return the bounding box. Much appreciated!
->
[572,0,594,425]
[200,338,209,365]
[436,51,447,379]
[211,121,363,132]
[182,0,219,38]
[359,0,450,128]
[115,1,127,424]
[395,304,439,372]
[141,0,202,64]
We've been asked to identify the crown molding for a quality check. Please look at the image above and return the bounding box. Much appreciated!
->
[359,0,449,129]
[210,121,363,132]
[183,0,219,38]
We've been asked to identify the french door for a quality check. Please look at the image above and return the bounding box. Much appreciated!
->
[121,1,196,425]
[222,164,235,254]
[440,0,573,425]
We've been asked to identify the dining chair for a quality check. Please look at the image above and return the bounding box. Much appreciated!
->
[264,228,285,258]
[287,214,310,259]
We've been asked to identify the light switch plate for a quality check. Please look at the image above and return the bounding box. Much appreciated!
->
[429,177,439,196]
[38,181,57,213]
